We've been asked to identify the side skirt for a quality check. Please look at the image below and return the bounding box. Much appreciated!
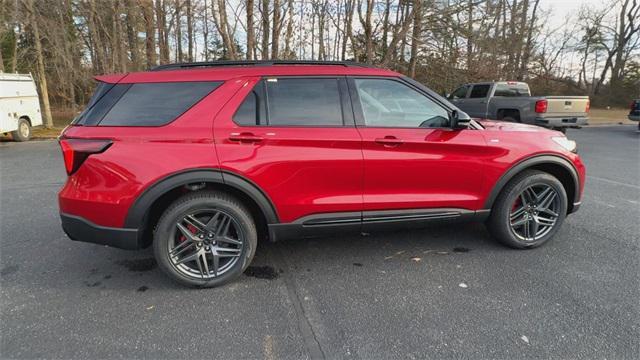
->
[268,208,491,241]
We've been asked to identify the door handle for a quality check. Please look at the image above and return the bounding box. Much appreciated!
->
[375,136,403,147]
[229,132,264,143]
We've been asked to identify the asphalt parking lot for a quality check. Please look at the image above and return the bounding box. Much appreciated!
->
[1,125,638,359]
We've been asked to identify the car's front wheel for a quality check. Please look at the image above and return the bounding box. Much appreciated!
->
[153,191,257,287]
[487,170,568,249]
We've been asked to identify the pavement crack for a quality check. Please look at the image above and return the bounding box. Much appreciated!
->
[274,245,326,360]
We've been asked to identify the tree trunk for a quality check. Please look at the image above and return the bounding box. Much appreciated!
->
[175,2,183,62]
[87,0,105,73]
[25,0,53,128]
[186,0,193,62]
[518,0,538,80]
[343,0,354,60]
[261,0,270,59]
[213,0,237,59]
[382,0,391,54]
[141,0,156,68]
[271,0,280,58]
[125,0,141,70]
[283,0,294,59]
[409,0,422,77]
[358,0,374,64]
[466,0,473,69]
[156,0,170,64]
[247,0,255,60]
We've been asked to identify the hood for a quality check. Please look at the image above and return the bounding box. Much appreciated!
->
[477,119,554,133]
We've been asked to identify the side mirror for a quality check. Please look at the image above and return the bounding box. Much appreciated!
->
[450,110,470,129]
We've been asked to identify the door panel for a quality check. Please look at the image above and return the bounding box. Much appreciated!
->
[358,127,487,211]
[349,77,487,213]
[460,84,491,118]
[214,77,364,224]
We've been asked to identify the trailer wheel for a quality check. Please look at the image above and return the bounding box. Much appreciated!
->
[11,118,31,142]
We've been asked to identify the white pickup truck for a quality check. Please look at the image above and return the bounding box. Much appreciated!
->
[1,73,43,141]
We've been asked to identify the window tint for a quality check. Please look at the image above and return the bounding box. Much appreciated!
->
[233,81,267,126]
[265,78,343,126]
[493,83,530,97]
[73,83,129,125]
[469,84,490,98]
[354,78,449,128]
[98,82,221,126]
[450,86,468,99]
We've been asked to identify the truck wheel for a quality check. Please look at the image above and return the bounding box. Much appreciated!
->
[502,116,518,123]
[11,118,31,142]
[486,170,568,249]
[153,190,258,288]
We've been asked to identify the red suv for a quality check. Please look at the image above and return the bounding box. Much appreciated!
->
[58,61,585,287]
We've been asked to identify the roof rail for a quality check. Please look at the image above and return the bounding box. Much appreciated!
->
[150,60,373,71]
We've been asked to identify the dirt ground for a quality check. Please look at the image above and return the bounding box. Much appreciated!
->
[588,108,635,125]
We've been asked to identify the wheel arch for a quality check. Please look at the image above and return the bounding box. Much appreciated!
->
[496,108,521,121]
[124,169,279,247]
[484,155,579,213]
[19,115,32,126]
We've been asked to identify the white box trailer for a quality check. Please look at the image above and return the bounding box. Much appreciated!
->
[0,73,43,141]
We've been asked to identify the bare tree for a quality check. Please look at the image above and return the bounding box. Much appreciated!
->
[247,0,255,59]
[23,0,53,128]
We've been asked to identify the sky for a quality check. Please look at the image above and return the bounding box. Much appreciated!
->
[540,0,608,29]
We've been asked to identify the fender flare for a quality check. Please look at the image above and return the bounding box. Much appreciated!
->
[124,169,279,229]
[484,154,580,209]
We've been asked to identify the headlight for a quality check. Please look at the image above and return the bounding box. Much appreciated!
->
[552,136,577,153]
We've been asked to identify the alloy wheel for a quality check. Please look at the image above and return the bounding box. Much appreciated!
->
[509,184,560,241]
[168,209,244,279]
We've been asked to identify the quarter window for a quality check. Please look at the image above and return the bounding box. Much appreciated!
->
[99,82,221,126]
[353,78,450,128]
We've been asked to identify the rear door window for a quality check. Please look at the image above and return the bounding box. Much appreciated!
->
[233,77,345,126]
[469,84,490,98]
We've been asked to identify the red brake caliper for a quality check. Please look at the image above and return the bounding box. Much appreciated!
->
[511,197,522,212]
[178,224,198,243]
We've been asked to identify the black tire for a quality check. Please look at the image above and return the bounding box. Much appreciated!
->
[11,118,31,142]
[153,190,257,287]
[486,170,568,249]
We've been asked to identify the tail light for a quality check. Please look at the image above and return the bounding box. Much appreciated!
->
[58,138,112,175]
[535,99,548,113]
[586,99,590,113]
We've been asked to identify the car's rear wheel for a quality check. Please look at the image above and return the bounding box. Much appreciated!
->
[153,191,257,287]
[487,170,568,249]
[11,118,31,142]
